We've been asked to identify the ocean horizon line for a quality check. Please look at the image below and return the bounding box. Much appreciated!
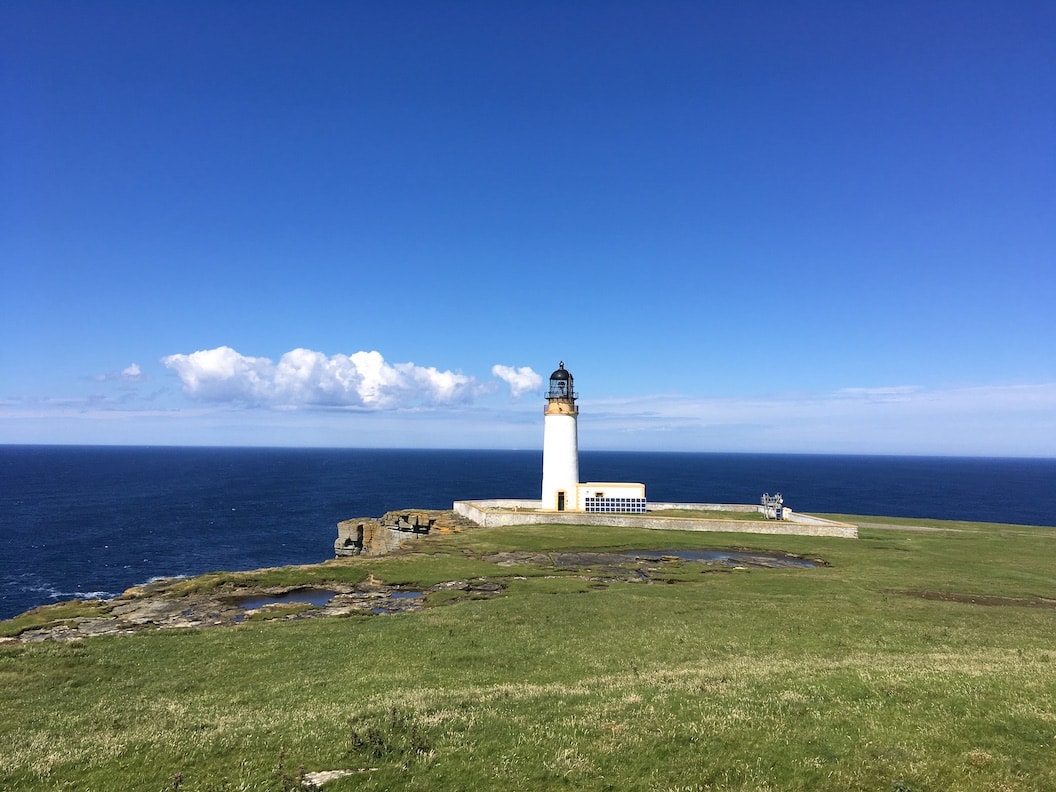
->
[3,443,1054,462]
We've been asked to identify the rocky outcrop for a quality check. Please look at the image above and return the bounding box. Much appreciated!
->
[335,509,477,557]
[2,578,506,644]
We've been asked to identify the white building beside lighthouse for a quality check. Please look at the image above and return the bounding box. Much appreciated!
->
[540,362,646,513]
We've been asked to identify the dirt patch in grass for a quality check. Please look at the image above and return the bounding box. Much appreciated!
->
[889,589,1056,609]
[484,548,823,575]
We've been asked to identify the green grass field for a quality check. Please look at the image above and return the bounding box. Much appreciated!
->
[2,516,1055,791]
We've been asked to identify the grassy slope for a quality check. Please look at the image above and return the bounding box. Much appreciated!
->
[2,518,1055,791]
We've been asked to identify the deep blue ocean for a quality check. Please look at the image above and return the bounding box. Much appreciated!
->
[2,446,1054,621]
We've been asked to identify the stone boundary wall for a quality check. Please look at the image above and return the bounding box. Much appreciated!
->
[453,499,858,538]
[648,502,763,514]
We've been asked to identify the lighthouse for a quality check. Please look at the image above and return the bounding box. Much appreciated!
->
[541,361,580,511]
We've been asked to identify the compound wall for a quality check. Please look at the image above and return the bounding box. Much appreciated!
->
[453,500,858,538]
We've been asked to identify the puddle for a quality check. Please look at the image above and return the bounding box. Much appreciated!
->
[628,550,818,568]
[230,587,427,614]
[235,589,338,610]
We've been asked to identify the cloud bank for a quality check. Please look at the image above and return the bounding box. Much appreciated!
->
[161,346,540,409]
[3,368,1053,455]
[584,383,1056,455]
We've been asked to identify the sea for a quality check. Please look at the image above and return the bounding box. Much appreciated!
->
[1,446,1054,621]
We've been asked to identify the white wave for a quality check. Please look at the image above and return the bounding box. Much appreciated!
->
[145,573,188,584]
[49,590,117,602]
[2,572,118,603]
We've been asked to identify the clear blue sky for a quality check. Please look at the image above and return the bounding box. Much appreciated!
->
[2,1,1054,455]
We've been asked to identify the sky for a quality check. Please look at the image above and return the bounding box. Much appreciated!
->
[2,1,1054,456]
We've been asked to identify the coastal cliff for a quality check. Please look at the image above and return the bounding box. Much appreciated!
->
[335,509,478,556]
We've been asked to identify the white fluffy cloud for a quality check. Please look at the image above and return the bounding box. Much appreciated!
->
[162,346,274,403]
[93,362,150,383]
[121,363,146,381]
[162,346,525,409]
[491,364,542,398]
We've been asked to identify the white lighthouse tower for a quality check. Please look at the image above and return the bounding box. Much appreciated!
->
[541,361,580,511]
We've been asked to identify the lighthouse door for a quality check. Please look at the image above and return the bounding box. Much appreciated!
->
[557,491,566,511]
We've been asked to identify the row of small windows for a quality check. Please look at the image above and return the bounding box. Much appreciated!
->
[584,497,648,514]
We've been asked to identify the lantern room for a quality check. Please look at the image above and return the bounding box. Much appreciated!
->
[546,361,576,403]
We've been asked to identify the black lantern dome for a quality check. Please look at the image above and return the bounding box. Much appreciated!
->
[546,361,576,401]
